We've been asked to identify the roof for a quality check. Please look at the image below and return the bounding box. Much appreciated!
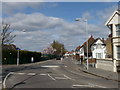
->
[105,10,120,26]
[91,38,106,46]
[80,35,95,53]
[75,45,81,51]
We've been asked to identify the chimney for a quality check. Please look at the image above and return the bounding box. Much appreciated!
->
[102,38,104,41]
[90,34,93,38]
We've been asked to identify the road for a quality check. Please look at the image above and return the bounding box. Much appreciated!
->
[3,57,118,89]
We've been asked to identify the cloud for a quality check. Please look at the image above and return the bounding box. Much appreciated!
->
[2,2,57,16]
[2,2,118,51]
[96,5,117,23]
[4,12,111,51]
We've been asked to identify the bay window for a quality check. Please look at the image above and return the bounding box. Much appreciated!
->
[116,24,120,36]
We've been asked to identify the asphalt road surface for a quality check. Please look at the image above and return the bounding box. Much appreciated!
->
[3,57,118,89]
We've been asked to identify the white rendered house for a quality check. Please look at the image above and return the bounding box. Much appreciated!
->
[105,10,120,72]
[91,38,106,59]
[79,47,84,57]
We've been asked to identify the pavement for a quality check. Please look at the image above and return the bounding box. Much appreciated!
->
[72,59,119,82]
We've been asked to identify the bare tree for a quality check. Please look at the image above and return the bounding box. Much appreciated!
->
[1,24,16,45]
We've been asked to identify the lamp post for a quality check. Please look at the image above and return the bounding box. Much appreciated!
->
[75,18,89,70]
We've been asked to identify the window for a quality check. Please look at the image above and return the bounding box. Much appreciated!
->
[80,48,84,54]
[96,53,103,59]
[116,24,120,36]
[96,44,101,49]
[91,46,94,51]
[117,46,120,59]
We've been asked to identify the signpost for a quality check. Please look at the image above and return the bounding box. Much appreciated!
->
[16,47,20,66]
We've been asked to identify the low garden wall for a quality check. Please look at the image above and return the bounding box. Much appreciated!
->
[96,59,114,72]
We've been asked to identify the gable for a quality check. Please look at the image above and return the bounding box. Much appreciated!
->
[94,39,103,44]
[105,10,120,26]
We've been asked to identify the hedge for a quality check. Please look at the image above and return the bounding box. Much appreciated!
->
[2,50,41,65]
[2,50,58,65]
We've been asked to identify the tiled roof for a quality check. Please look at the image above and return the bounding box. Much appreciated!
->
[75,35,95,53]
[92,38,106,46]
[82,35,95,53]
[75,45,81,51]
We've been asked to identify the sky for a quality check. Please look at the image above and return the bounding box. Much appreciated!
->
[1,1,119,52]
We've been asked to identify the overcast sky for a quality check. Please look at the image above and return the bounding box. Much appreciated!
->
[2,1,119,52]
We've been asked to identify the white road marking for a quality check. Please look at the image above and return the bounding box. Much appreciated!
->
[41,65,59,68]
[3,72,14,88]
[39,74,47,76]
[16,73,25,75]
[65,66,67,67]
[64,75,72,80]
[89,83,107,88]
[50,74,64,75]
[55,77,68,79]
[48,74,56,80]
[72,84,94,88]
[27,73,36,76]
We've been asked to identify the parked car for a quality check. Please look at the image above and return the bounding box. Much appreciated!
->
[56,56,61,60]
[56,56,62,60]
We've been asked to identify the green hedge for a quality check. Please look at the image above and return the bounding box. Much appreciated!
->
[41,54,58,61]
[2,50,41,65]
[2,50,58,65]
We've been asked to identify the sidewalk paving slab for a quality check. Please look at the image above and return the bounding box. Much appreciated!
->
[79,65,119,82]
[71,58,119,82]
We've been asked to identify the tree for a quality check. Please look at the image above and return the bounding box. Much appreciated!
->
[51,40,67,55]
[42,46,56,55]
[1,23,16,45]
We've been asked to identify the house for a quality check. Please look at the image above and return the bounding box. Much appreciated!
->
[82,35,95,58]
[75,45,81,54]
[75,35,95,60]
[91,38,106,59]
[64,51,75,56]
[105,10,120,72]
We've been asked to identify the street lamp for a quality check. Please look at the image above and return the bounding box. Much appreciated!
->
[75,18,89,70]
